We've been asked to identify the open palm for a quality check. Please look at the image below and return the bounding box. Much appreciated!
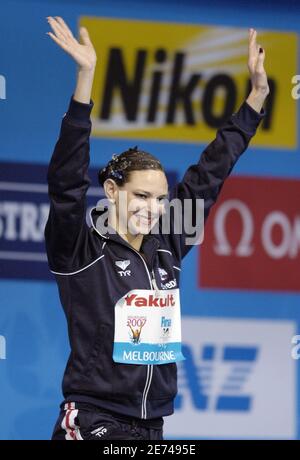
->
[248,28,269,96]
[46,16,97,71]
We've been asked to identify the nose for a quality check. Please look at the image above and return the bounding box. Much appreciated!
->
[148,198,161,217]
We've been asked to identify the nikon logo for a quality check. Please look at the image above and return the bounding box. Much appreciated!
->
[82,17,290,146]
[0,75,6,100]
[99,48,258,128]
[97,48,273,129]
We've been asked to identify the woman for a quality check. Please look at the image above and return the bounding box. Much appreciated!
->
[45,16,269,440]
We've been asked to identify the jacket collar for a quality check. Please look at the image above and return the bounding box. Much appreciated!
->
[89,206,160,262]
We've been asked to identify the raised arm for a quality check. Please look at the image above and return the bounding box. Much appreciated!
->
[44,17,98,272]
[46,16,97,103]
[162,28,269,261]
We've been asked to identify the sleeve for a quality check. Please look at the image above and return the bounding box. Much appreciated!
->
[44,94,94,272]
[160,101,266,261]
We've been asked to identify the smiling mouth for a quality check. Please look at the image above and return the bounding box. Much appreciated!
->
[135,214,157,224]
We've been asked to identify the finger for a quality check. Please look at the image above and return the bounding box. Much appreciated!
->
[79,27,92,46]
[256,47,265,73]
[47,17,65,41]
[248,29,257,73]
[46,31,71,52]
[248,29,257,57]
[54,16,74,39]
[248,28,254,39]
[47,17,68,41]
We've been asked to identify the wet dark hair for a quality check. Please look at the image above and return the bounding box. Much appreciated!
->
[98,146,165,187]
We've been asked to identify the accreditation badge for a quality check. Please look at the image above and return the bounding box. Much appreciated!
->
[112,288,185,365]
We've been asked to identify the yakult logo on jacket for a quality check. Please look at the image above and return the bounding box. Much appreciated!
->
[200,176,300,291]
[124,292,176,307]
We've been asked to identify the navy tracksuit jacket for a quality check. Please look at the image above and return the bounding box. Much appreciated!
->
[44,94,265,420]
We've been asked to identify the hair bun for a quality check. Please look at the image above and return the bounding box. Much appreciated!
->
[128,145,139,152]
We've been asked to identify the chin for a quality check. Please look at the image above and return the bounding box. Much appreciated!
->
[128,220,156,236]
[128,224,151,236]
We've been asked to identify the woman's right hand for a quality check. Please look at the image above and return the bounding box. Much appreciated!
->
[46,16,97,71]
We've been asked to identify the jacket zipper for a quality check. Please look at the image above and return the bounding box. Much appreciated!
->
[151,269,162,297]
[129,247,159,419]
[90,217,158,419]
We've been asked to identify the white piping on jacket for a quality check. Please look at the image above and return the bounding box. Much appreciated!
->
[50,223,107,276]
[142,364,153,419]
[50,254,105,276]
[157,249,173,256]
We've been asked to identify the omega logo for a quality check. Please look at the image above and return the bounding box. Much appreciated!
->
[213,199,300,260]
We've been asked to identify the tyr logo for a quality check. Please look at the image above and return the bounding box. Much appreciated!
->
[115,259,132,277]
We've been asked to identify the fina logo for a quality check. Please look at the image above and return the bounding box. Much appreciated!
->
[161,316,172,337]
[115,259,131,277]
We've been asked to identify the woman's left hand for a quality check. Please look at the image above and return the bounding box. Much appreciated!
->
[248,28,270,97]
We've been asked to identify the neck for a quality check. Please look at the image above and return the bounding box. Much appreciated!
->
[120,231,144,252]
[108,207,144,251]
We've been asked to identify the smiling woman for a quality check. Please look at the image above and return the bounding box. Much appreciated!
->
[98,146,169,250]
[45,15,268,441]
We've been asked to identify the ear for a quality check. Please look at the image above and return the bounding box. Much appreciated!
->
[103,178,118,202]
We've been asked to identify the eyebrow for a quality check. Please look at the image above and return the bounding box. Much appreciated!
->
[134,189,169,198]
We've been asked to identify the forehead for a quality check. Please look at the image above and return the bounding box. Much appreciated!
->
[126,170,168,192]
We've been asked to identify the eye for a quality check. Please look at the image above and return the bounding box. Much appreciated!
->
[158,196,167,203]
[135,193,147,199]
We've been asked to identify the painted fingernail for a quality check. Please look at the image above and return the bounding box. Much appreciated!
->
[259,47,263,53]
